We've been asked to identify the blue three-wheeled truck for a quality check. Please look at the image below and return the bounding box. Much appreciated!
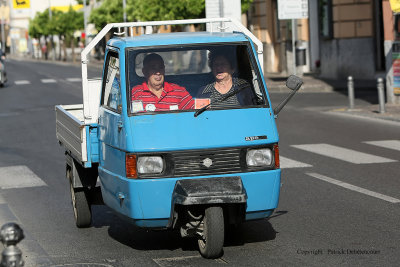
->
[55,18,302,258]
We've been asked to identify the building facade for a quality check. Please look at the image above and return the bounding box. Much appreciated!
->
[248,0,384,78]
[248,0,310,75]
[248,0,399,103]
[317,0,383,80]
[2,0,82,54]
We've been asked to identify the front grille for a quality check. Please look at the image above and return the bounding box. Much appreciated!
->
[136,145,275,179]
[172,148,242,177]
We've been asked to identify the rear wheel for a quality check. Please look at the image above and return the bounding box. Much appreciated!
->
[67,168,92,228]
[198,206,224,258]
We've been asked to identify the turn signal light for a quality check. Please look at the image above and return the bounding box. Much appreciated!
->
[126,154,138,179]
[273,144,280,168]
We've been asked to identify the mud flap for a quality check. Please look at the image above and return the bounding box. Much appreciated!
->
[168,176,247,228]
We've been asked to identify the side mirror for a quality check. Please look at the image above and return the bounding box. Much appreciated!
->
[286,75,303,91]
[273,75,303,117]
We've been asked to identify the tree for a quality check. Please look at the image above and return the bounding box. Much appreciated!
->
[126,0,205,22]
[126,0,252,22]
[241,0,254,14]
[28,7,84,61]
[52,7,84,61]
[89,0,253,31]
[28,9,52,59]
[89,0,124,32]
[28,16,42,40]
[48,9,65,60]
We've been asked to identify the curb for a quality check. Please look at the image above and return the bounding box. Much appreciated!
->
[327,105,400,123]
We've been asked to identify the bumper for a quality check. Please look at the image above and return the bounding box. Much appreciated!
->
[99,168,281,227]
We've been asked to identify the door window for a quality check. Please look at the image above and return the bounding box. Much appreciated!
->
[102,52,122,112]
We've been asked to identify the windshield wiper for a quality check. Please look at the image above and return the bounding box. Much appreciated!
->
[194,84,248,117]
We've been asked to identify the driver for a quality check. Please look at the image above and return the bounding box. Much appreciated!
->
[131,53,194,112]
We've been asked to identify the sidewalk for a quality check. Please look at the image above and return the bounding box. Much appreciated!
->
[265,73,400,124]
[265,73,378,93]
[328,104,400,123]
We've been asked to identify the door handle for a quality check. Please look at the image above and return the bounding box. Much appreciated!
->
[117,120,123,131]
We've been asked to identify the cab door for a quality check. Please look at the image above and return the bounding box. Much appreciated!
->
[98,49,127,208]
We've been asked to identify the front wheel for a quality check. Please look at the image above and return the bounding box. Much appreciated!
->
[198,206,224,259]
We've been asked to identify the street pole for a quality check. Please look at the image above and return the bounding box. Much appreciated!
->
[83,0,88,46]
[0,0,5,54]
[377,78,386,113]
[49,0,56,60]
[347,76,355,109]
[0,223,25,267]
[123,0,127,36]
[292,19,296,75]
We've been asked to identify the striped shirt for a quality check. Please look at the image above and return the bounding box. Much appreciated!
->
[131,82,194,113]
[200,78,249,109]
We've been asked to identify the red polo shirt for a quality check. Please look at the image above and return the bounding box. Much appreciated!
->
[131,82,194,113]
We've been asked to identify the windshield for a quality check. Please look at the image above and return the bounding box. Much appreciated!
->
[127,44,268,114]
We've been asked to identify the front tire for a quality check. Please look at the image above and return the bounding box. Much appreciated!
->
[198,206,224,258]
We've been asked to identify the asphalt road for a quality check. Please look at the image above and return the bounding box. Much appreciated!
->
[0,58,399,266]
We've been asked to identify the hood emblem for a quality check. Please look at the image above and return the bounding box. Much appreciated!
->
[202,158,213,168]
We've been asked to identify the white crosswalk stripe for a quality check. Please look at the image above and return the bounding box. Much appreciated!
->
[364,140,400,152]
[66,78,82,82]
[14,78,83,85]
[14,80,30,85]
[41,78,57,83]
[306,172,400,203]
[0,165,47,189]
[292,143,397,164]
[280,156,312,169]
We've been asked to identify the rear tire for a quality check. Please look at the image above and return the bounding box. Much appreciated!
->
[67,168,92,228]
[198,206,224,259]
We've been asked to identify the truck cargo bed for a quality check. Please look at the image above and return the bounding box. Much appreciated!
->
[55,104,90,163]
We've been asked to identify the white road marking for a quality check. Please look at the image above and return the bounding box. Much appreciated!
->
[14,80,30,85]
[280,156,312,168]
[153,255,202,266]
[364,140,400,152]
[292,144,396,164]
[41,79,57,83]
[306,172,400,203]
[0,165,47,189]
[66,78,82,82]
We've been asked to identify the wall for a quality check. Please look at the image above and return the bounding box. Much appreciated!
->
[382,0,400,104]
[320,37,375,79]
[319,0,376,79]
[309,0,320,72]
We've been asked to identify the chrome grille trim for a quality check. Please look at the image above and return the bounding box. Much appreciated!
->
[172,148,242,177]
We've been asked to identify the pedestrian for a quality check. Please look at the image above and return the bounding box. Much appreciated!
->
[42,44,48,60]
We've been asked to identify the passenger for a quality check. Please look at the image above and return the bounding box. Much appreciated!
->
[196,49,257,109]
[131,53,194,112]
